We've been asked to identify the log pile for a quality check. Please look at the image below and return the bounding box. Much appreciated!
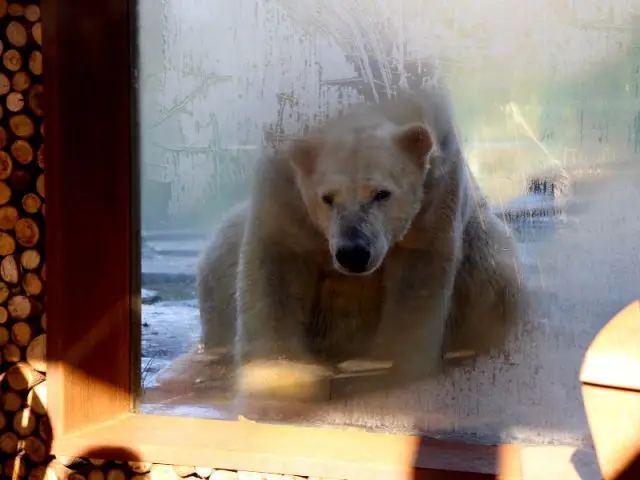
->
[38,459,338,480]
[0,1,50,477]
[0,0,44,348]
[0,2,339,479]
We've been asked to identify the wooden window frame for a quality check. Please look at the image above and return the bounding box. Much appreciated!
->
[41,0,602,478]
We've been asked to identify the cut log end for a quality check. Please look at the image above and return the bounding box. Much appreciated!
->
[7,3,23,17]
[6,91,23,112]
[2,390,23,412]
[3,48,21,71]
[26,380,46,415]
[9,113,34,138]
[12,407,36,436]
[0,205,18,230]
[31,22,42,45]
[8,294,41,320]
[15,217,39,246]
[36,173,43,197]
[28,83,43,116]
[0,151,13,179]
[11,71,29,91]
[7,362,44,391]
[11,321,32,347]
[20,248,39,269]
[4,457,26,478]
[28,50,41,76]
[0,280,9,303]
[0,431,18,454]
[6,20,27,47]
[22,192,41,213]
[0,72,9,94]
[26,333,45,372]
[11,139,32,163]
[24,5,40,22]
[1,253,20,284]
[22,271,42,295]
[36,144,43,168]
[0,230,15,254]
[25,435,48,463]
[0,180,11,205]
[3,342,20,362]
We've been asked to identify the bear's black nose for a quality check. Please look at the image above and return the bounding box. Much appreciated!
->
[335,244,371,274]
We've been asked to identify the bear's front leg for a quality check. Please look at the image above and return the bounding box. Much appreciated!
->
[371,247,459,385]
[235,239,332,402]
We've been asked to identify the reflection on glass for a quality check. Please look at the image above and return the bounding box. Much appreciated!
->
[135,0,640,447]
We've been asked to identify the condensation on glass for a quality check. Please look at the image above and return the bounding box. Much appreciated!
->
[134,0,640,447]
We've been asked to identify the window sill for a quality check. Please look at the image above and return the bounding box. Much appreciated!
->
[51,413,598,480]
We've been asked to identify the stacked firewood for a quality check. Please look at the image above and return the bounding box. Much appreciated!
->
[0,0,47,475]
[42,458,339,480]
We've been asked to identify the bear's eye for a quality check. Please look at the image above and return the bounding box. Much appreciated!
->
[321,193,334,206]
[371,189,392,202]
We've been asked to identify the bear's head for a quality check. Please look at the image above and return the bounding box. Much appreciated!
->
[288,115,434,276]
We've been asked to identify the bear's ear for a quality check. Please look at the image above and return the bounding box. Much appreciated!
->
[287,136,320,177]
[393,123,434,166]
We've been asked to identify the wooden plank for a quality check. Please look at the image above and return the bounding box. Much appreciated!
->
[42,0,134,436]
[580,300,640,391]
[51,413,525,480]
[582,385,640,479]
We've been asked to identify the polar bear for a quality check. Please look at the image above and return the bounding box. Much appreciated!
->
[166,82,526,405]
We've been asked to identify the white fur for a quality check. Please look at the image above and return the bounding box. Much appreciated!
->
[158,82,527,406]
